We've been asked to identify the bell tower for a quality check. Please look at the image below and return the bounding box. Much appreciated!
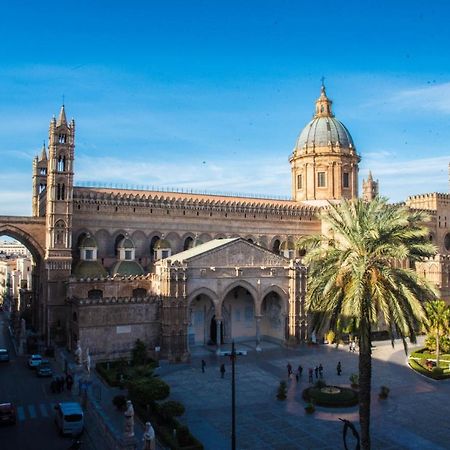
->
[32,142,48,217]
[45,105,75,260]
[44,105,75,344]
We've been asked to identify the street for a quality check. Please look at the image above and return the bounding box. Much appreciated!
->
[0,312,98,450]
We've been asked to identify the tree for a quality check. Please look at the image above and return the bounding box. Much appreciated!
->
[299,197,437,450]
[425,300,450,367]
[131,338,147,366]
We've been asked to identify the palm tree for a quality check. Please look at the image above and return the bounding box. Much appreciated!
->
[425,300,450,367]
[299,197,437,450]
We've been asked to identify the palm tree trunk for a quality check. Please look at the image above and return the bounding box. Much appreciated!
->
[436,329,440,368]
[359,322,372,450]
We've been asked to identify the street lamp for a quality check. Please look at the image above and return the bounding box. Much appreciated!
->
[230,341,237,450]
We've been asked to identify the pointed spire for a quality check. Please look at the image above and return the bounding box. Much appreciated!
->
[314,80,333,118]
[40,141,47,161]
[367,170,373,181]
[57,104,67,126]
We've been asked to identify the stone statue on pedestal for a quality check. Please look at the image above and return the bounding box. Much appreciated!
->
[85,347,91,376]
[75,340,82,366]
[142,422,156,450]
[124,400,135,438]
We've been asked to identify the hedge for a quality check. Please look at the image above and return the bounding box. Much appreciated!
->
[302,386,358,407]
[96,360,158,387]
[408,358,450,380]
[133,402,203,450]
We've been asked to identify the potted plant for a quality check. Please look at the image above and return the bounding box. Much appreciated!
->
[304,400,315,414]
[349,373,359,389]
[379,386,390,399]
[277,380,287,400]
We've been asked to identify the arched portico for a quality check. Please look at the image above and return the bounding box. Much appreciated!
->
[261,290,286,344]
[187,288,218,347]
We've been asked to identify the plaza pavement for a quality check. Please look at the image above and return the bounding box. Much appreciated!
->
[157,337,450,450]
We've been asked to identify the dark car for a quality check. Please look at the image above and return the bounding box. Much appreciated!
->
[0,349,9,362]
[0,403,16,425]
[37,360,52,377]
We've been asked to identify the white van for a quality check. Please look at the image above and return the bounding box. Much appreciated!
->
[54,402,84,436]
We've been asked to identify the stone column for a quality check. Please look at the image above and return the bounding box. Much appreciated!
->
[216,319,222,355]
[255,315,262,352]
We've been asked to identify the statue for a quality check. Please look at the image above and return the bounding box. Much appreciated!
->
[75,340,82,366]
[142,422,156,450]
[124,400,135,438]
[85,348,91,376]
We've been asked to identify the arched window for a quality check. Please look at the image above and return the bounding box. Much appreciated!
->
[57,155,66,171]
[54,220,66,246]
[272,239,280,254]
[183,237,194,251]
[132,288,147,298]
[72,312,78,322]
[88,289,103,299]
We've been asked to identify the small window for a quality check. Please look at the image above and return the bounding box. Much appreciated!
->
[125,250,132,260]
[162,250,169,259]
[88,289,103,299]
[343,172,350,188]
[317,172,326,187]
[297,174,302,190]
[85,249,93,260]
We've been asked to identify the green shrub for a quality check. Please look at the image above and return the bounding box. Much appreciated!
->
[425,335,450,354]
[128,378,170,405]
[132,339,148,366]
[276,381,287,400]
[160,401,185,420]
[177,425,191,447]
[112,394,127,411]
[302,386,358,407]
[432,366,444,377]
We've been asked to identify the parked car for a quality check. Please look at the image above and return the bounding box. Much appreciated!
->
[37,360,52,377]
[54,402,84,436]
[28,354,42,369]
[0,402,16,425]
[0,349,9,362]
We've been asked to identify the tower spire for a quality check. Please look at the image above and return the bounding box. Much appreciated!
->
[57,104,67,126]
[40,140,47,161]
[314,82,333,118]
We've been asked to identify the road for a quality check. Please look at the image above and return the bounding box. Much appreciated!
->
[0,312,99,450]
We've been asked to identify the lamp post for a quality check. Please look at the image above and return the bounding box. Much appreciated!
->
[231,341,237,450]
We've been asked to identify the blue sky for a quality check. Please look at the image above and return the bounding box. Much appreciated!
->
[0,0,449,215]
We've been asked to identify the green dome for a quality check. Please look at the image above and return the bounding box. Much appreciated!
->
[80,235,97,248]
[73,261,107,278]
[154,238,171,250]
[117,237,134,249]
[111,260,144,277]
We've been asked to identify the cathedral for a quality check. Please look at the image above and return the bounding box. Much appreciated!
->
[1,85,449,362]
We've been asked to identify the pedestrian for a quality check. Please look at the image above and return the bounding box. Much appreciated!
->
[66,373,73,392]
[286,362,293,378]
[297,365,303,377]
[201,359,206,373]
[337,361,342,376]
[319,363,323,379]
[314,365,319,379]
[295,373,299,383]
[308,368,313,383]
[220,363,225,379]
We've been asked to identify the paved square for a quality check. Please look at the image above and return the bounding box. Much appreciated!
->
[158,338,449,449]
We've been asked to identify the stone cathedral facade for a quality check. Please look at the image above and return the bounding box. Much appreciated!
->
[1,85,449,362]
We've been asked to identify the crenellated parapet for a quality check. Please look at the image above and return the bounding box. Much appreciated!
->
[71,295,161,306]
[73,187,319,218]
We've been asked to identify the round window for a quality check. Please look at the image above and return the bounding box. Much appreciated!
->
[445,233,450,251]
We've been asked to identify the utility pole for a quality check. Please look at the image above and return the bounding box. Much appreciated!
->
[231,340,237,450]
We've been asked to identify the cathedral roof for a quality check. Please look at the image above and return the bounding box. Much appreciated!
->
[154,238,171,250]
[294,85,354,152]
[117,237,134,249]
[73,260,108,278]
[80,235,97,248]
[111,260,145,277]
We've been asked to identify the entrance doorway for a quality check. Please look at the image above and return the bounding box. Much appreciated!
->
[210,315,224,345]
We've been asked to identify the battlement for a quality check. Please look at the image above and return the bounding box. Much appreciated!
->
[72,295,160,306]
[406,192,450,211]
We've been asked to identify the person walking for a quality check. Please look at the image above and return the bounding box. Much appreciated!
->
[297,365,303,377]
[308,368,313,383]
[201,359,206,373]
[314,365,319,379]
[337,361,342,376]
[220,363,225,379]
[287,362,293,379]
[318,363,323,379]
